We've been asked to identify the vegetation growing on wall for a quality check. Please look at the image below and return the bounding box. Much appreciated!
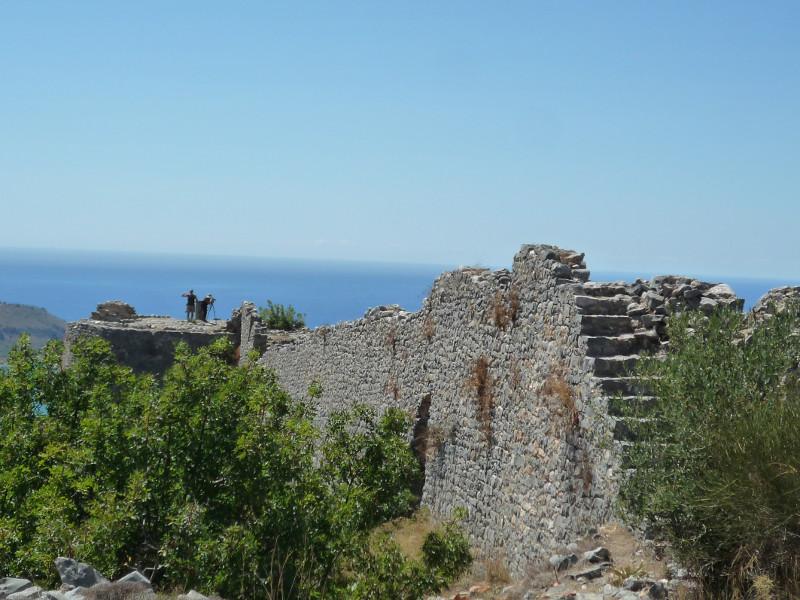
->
[0,335,471,599]
[621,305,800,598]
[259,300,306,331]
[468,356,494,443]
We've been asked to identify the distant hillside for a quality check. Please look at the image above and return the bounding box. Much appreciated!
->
[0,302,66,363]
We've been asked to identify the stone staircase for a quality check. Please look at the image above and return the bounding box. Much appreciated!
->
[576,282,661,441]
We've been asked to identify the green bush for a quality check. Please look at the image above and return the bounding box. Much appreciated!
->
[620,305,800,597]
[259,301,306,331]
[0,335,471,599]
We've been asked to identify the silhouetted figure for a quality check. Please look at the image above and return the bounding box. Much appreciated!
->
[198,294,214,322]
[182,289,197,321]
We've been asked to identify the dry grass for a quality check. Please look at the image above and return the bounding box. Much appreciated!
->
[84,583,153,600]
[386,326,397,355]
[376,508,437,560]
[426,424,447,455]
[492,291,511,330]
[422,315,435,342]
[508,287,521,324]
[485,557,511,585]
[542,371,579,431]
[385,376,400,401]
[468,356,494,443]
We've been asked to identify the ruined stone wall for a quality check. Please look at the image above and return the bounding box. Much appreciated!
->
[62,246,751,574]
[63,316,235,374]
[260,245,617,574]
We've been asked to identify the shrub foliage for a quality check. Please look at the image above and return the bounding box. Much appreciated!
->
[0,335,470,599]
[621,305,800,597]
[259,301,306,331]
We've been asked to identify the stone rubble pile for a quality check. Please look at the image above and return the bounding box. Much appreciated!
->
[90,301,137,322]
[0,558,216,600]
[428,539,691,600]
[751,285,800,319]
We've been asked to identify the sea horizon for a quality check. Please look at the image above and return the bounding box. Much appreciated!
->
[1,247,797,327]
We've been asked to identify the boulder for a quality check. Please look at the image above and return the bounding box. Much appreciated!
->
[0,579,33,599]
[7,587,42,600]
[54,558,109,589]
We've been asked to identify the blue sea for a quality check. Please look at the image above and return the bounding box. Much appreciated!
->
[0,248,797,326]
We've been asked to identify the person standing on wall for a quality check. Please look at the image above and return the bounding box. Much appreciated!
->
[197,293,215,322]
[182,289,197,321]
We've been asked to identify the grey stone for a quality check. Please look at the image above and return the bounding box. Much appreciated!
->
[549,553,578,571]
[0,580,33,599]
[623,577,655,591]
[54,558,109,588]
[570,562,611,580]
[42,592,67,600]
[177,592,208,600]
[115,572,150,587]
[63,588,86,600]
[582,546,611,563]
[8,587,42,600]
[707,283,736,298]
[648,582,668,599]
[643,291,665,310]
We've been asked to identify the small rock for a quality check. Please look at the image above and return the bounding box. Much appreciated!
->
[648,582,668,599]
[707,283,736,298]
[570,562,611,580]
[549,553,578,572]
[622,577,654,592]
[115,572,150,588]
[643,291,665,310]
[177,591,208,600]
[54,558,109,589]
[63,589,86,600]
[582,547,611,563]
[41,592,67,600]
[469,583,490,594]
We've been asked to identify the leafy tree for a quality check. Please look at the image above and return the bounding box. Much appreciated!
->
[259,301,306,331]
[0,335,471,599]
[621,305,800,597]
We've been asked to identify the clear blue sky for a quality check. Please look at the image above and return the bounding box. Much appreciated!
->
[1,2,798,278]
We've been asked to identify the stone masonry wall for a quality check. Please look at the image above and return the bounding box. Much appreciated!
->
[260,245,617,574]
[62,246,751,575]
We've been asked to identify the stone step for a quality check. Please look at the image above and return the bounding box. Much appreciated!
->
[578,282,630,297]
[593,355,640,377]
[580,315,634,336]
[584,331,660,357]
[606,395,657,416]
[612,416,652,441]
[575,295,632,316]
[598,376,650,396]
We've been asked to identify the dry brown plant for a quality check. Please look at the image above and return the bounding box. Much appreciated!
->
[508,286,521,323]
[468,356,494,443]
[422,315,435,342]
[491,291,510,330]
[543,369,579,431]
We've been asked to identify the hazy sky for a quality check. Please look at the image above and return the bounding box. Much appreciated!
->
[1,2,798,278]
